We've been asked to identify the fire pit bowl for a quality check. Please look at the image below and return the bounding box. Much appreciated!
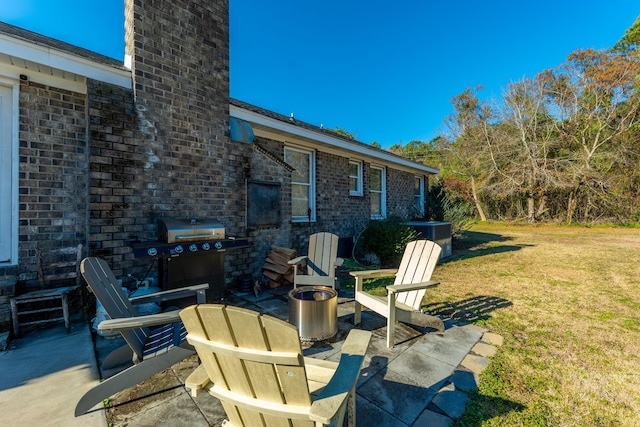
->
[288,286,338,341]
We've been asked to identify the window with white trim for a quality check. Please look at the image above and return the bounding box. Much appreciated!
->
[370,165,386,219]
[349,160,363,196]
[284,146,316,222]
[0,80,18,265]
[414,175,425,217]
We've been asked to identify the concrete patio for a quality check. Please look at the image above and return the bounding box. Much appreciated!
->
[0,285,502,427]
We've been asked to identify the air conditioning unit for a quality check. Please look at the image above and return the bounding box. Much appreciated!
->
[407,221,452,259]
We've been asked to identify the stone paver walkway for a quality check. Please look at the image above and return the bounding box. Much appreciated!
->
[98,286,502,426]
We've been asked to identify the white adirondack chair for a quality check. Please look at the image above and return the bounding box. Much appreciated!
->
[181,304,371,427]
[288,232,343,289]
[350,239,445,348]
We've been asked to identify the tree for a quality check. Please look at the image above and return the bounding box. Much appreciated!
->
[490,76,567,222]
[388,139,442,165]
[327,127,356,140]
[544,48,640,222]
[613,16,640,53]
[443,87,493,221]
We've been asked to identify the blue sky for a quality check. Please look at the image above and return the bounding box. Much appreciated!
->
[1,1,638,148]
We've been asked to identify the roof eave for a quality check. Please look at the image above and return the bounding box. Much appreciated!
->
[230,104,439,175]
[0,31,131,89]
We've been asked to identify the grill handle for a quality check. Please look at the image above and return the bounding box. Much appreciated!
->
[174,233,222,240]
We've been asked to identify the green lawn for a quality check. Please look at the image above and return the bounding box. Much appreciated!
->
[422,224,640,426]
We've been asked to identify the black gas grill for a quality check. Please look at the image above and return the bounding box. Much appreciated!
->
[129,218,249,301]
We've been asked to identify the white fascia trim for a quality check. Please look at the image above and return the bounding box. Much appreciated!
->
[0,60,86,94]
[230,105,439,175]
[0,34,131,89]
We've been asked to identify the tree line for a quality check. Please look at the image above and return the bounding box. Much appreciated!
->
[389,17,640,225]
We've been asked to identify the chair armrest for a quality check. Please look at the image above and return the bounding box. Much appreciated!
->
[288,255,308,266]
[349,269,398,279]
[386,280,440,293]
[185,364,211,398]
[98,310,182,332]
[309,329,372,424]
[129,283,209,305]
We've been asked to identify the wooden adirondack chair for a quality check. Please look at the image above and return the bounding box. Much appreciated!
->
[75,257,208,416]
[288,232,343,289]
[181,304,371,427]
[350,239,445,348]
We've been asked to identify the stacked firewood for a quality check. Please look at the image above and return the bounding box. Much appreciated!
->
[261,246,297,288]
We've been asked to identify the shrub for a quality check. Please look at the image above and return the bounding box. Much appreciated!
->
[426,179,475,238]
[359,217,417,267]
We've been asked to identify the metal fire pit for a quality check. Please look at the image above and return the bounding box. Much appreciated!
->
[288,286,337,341]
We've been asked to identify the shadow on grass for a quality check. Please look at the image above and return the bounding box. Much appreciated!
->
[423,295,513,323]
[446,230,532,263]
[452,390,527,427]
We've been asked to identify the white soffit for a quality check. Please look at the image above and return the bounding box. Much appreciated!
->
[230,105,439,175]
[0,34,131,93]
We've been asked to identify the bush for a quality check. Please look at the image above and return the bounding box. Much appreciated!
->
[359,217,417,267]
[426,179,475,238]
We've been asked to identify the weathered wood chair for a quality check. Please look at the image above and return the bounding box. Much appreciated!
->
[181,304,371,427]
[10,244,83,337]
[350,239,445,348]
[288,232,343,289]
[74,257,208,416]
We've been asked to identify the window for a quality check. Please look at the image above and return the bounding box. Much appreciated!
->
[349,160,363,196]
[414,175,425,217]
[0,80,18,265]
[284,146,315,222]
[370,165,386,219]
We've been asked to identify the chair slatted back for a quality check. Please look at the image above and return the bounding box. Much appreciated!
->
[394,240,442,310]
[180,304,313,427]
[37,243,83,288]
[307,232,339,278]
[81,257,148,359]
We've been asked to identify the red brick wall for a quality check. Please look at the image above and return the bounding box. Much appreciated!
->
[244,140,292,280]
[87,80,141,277]
[16,81,88,290]
[299,151,369,250]
[387,168,418,219]
[250,137,421,257]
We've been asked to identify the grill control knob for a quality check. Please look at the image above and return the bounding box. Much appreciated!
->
[202,243,211,251]
[174,245,184,254]
[147,247,158,257]
[189,244,198,252]
[215,241,223,250]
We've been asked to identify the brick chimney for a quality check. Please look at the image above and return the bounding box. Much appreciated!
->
[121,0,246,226]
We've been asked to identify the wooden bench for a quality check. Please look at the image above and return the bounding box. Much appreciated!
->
[10,286,79,337]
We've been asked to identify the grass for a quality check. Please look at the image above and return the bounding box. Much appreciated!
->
[416,223,640,426]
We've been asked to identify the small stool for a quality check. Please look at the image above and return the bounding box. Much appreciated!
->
[10,285,79,337]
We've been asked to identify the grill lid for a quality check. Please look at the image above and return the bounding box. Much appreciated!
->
[158,218,225,243]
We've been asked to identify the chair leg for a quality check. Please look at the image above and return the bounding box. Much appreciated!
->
[353,301,362,325]
[10,298,19,338]
[387,293,397,348]
[75,346,194,416]
[386,319,395,349]
[62,293,71,333]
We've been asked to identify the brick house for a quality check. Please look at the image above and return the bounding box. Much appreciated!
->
[0,0,437,333]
